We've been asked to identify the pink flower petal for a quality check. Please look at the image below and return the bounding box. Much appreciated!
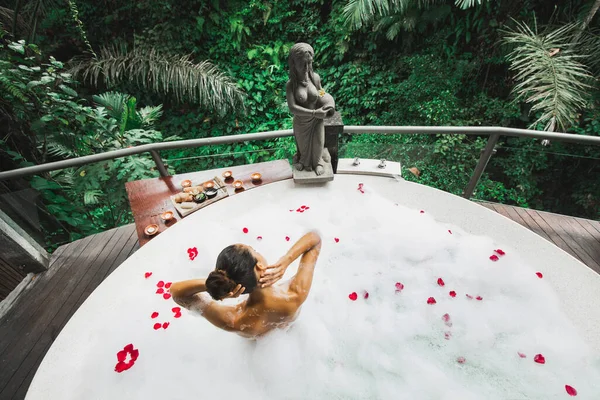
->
[285,236,290,241]
[536,272,543,278]
[172,307,181,313]
[163,293,172,300]
[130,349,139,361]
[427,297,437,305]
[242,227,248,234]
[187,247,198,261]
[151,312,159,319]
[444,331,452,340]
[153,323,161,330]
[257,236,262,240]
[476,296,483,301]
[117,350,127,362]
[457,357,466,364]
[466,294,473,299]
[157,280,165,288]
[565,385,577,396]
[305,206,310,210]
[301,205,307,209]
[495,249,506,256]
[437,278,445,287]
[165,282,172,289]
[349,292,358,301]
[156,288,164,294]
[449,291,457,298]
[442,313,452,327]
[124,344,133,352]
[489,255,499,262]
[174,312,182,318]
[334,238,340,243]
[144,272,152,278]
[534,354,546,364]
[448,230,452,234]
[162,322,170,329]
[420,210,425,214]
[518,352,527,358]
[395,282,404,293]
[363,291,369,299]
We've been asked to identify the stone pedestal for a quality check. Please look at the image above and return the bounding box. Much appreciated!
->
[292,149,334,184]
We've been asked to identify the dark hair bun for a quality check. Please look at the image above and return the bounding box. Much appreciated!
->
[206,269,236,300]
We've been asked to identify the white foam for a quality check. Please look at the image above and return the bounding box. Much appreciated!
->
[27,182,600,399]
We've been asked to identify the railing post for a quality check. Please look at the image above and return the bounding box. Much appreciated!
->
[149,150,170,178]
[463,133,500,199]
[324,111,344,173]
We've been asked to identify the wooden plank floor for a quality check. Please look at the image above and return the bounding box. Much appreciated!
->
[478,201,600,274]
[0,224,139,400]
[0,205,599,399]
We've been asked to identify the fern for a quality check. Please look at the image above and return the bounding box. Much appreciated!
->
[0,74,27,102]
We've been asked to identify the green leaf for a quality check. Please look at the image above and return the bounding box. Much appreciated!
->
[59,84,78,97]
[8,42,25,54]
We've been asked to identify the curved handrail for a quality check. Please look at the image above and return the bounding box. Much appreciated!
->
[1,126,599,181]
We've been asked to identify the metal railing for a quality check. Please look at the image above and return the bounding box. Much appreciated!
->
[1,126,599,199]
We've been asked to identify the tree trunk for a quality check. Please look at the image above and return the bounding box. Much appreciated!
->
[573,0,600,43]
[11,0,22,36]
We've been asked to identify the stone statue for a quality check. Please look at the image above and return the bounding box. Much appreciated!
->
[286,43,335,181]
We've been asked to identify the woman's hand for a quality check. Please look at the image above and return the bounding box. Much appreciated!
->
[220,284,245,300]
[313,108,328,119]
[259,258,290,288]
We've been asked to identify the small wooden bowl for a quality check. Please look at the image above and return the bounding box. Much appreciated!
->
[233,180,244,189]
[203,181,215,190]
[144,224,159,236]
[180,179,192,188]
[222,170,233,179]
[160,211,174,222]
[251,172,262,183]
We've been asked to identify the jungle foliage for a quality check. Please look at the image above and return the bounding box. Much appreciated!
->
[0,0,599,249]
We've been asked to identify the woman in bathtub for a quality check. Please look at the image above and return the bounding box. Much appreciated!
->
[170,231,321,338]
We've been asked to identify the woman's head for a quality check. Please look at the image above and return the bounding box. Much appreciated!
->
[205,244,265,300]
[288,42,315,86]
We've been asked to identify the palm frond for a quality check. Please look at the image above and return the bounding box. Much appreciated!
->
[83,189,103,205]
[502,22,592,131]
[70,45,245,114]
[92,91,129,120]
[137,105,163,127]
[454,0,486,9]
[343,0,413,30]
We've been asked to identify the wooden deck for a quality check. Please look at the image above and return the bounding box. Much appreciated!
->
[0,204,599,399]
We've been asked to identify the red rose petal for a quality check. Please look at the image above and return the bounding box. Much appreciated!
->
[534,354,545,364]
[437,278,445,287]
[349,292,358,301]
[489,255,499,262]
[157,280,165,288]
[296,208,302,212]
[301,205,307,209]
[334,238,340,243]
[156,288,164,294]
[305,206,310,210]
[144,272,152,278]
[466,294,473,299]
[172,307,181,313]
[117,350,127,362]
[495,249,506,256]
[163,293,172,300]
[124,344,133,352]
[449,291,457,298]
[163,322,170,329]
[442,313,452,327]
[187,247,198,261]
[165,282,172,289]
[289,209,294,212]
[357,183,364,193]
[130,350,139,361]
[427,297,437,305]
[457,357,466,364]
[536,272,543,278]
[395,282,404,293]
[115,361,127,373]
[444,331,452,340]
[420,210,425,214]
[565,385,577,396]
[151,312,159,319]
[174,312,182,318]
[257,236,263,240]
[285,236,290,241]
[448,230,452,234]
[476,296,483,301]
[243,227,248,234]
[518,352,527,358]
[153,323,161,330]
[363,291,369,299]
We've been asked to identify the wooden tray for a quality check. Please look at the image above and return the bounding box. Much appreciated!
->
[170,177,228,217]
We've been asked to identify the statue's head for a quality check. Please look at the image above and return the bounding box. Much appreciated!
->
[288,43,315,86]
